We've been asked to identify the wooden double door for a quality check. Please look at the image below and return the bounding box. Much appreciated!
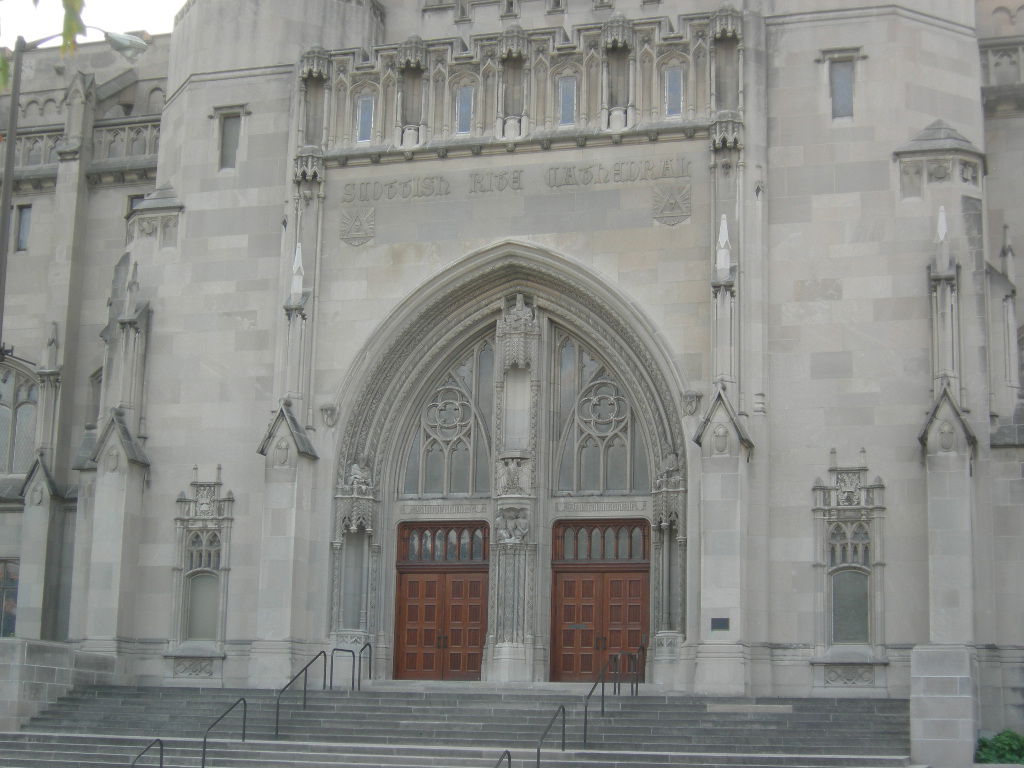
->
[395,522,488,680]
[551,520,650,682]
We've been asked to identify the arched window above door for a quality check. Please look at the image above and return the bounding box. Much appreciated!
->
[554,331,650,494]
[402,337,494,497]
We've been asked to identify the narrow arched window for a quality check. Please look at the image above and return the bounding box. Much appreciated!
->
[554,332,650,494]
[402,338,494,497]
[0,366,37,474]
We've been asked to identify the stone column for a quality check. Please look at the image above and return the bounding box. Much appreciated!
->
[14,479,54,639]
[489,535,532,681]
[249,402,318,687]
[693,391,752,695]
[912,391,979,768]
[488,293,539,682]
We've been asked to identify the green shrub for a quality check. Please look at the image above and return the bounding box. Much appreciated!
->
[976,730,1024,764]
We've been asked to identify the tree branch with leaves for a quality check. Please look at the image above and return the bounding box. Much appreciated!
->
[1,0,87,90]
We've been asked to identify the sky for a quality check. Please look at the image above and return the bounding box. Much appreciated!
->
[1,0,179,49]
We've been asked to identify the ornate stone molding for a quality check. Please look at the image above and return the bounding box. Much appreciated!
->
[710,118,743,151]
[300,47,331,80]
[495,293,539,371]
[294,148,324,183]
[711,6,742,40]
[332,243,688,494]
[397,35,428,69]
[602,14,633,49]
[499,25,529,59]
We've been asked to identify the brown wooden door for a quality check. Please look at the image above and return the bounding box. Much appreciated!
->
[395,522,489,681]
[441,572,487,680]
[551,520,649,683]
[552,570,648,681]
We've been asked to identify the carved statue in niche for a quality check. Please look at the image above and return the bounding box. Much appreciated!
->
[495,510,513,543]
[496,508,529,544]
[496,293,539,370]
[654,452,683,491]
[346,461,373,495]
[511,509,530,542]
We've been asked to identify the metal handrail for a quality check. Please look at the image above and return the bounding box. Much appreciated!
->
[130,737,163,767]
[201,697,247,768]
[330,647,356,691]
[274,650,327,738]
[493,748,512,768]
[357,641,373,690]
[625,641,647,697]
[534,703,566,768]
[582,653,621,748]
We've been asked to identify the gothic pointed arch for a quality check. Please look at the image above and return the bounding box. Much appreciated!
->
[330,240,689,490]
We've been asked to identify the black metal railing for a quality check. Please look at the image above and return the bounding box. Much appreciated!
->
[582,653,621,747]
[357,641,373,690]
[534,703,566,768]
[493,748,512,768]
[201,697,247,768]
[130,737,164,767]
[329,647,356,691]
[274,650,327,738]
[624,640,647,697]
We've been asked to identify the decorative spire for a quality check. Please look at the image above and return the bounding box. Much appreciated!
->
[715,214,732,276]
[935,206,952,274]
[291,243,304,296]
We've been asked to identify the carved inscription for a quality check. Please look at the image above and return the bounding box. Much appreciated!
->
[556,500,649,514]
[342,176,451,203]
[401,503,490,516]
[546,157,690,189]
[469,170,523,195]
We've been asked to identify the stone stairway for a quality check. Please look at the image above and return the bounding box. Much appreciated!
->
[0,681,913,768]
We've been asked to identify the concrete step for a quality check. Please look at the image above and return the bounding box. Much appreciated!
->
[0,733,914,768]
[15,683,913,768]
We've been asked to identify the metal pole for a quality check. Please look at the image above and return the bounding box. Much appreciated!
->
[0,36,26,359]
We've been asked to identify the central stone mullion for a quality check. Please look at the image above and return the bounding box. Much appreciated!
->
[486,294,540,682]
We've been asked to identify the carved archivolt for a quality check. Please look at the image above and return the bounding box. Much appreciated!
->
[330,242,688,492]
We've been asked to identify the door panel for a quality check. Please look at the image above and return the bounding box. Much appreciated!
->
[551,570,648,682]
[395,570,487,680]
[443,572,487,680]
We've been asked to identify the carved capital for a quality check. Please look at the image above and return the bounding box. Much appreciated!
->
[294,149,324,183]
[300,47,331,80]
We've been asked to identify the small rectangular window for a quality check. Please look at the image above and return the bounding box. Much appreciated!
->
[829,59,854,119]
[219,113,241,169]
[14,205,30,251]
[665,66,683,117]
[356,94,375,143]
[455,85,474,135]
[558,76,576,126]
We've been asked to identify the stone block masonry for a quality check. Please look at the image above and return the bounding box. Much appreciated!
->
[0,639,114,731]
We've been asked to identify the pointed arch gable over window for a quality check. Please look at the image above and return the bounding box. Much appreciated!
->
[329,241,688,497]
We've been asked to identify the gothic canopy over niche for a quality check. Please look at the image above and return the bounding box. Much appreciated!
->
[331,242,688,492]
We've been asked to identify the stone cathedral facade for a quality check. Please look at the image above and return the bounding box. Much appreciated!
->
[1,1,1022,765]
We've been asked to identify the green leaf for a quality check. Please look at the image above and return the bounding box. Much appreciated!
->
[61,0,87,53]
[0,54,9,93]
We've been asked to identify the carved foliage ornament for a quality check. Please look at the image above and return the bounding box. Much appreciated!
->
[496,293,539,371]
[602,15,633,49]
[300,47,331,81]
